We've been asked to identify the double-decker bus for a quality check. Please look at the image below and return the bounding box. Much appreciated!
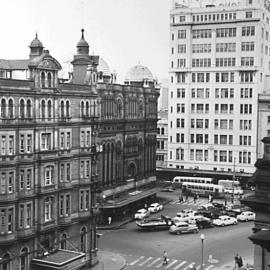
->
[172,176,213,189]
[182,182,225,199]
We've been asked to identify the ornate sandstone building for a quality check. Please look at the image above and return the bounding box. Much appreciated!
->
[0,30,159,270]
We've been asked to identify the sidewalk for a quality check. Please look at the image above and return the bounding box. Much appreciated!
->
[90,250,126,270]
[214,256,253,270]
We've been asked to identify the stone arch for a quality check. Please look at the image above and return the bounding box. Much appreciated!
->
[8,98,14,118]
[127,162,137,178]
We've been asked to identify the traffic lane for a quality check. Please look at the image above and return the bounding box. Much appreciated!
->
[99,218,253,266]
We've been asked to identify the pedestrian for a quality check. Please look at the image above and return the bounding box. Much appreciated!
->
[179,193,183,203]
[193,193,197,203]
[108,216,112,225]
[185,193,189,201]
[234,254,240,268]
[224,198,227,207]
[162,251,168,265]
[208,194,212,203]
[237,256,243,268]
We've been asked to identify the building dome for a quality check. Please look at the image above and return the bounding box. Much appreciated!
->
[125,64,154,82]
[97,57,111,77]
[30,33,43,48]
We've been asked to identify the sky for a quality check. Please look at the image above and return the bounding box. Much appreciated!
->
[0,0,172,83]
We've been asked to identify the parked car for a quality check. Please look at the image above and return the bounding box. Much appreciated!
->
[212,215,238,226]
[172,212,196,224]
[237,211,255,222]
[148,203,163,213]
[134,209,150,220]
[180,209,196,215]
[136,215,173,230]
[161,186,174,192]
[169,221,199,235]
[195,217,214,229]
[197,206,225,220]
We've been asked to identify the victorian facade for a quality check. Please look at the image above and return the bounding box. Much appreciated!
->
[0,30,159,270]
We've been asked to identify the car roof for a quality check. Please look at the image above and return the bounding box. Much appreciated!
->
[137,209,147,212]
[241,211,254,214]
[174,221,188,226]
[150,203,159,206]
[219,215,230,219]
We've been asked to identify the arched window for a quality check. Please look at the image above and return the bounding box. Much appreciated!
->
[41,100,46,120]
[47,72,52,88]
[117,99,122,118]
[47,100,52,119]
[41,72,45,88]
[20,99,25,118]
[66,100,70,118]
[86,101,89,117]
[26,99,31,118]
[60,100,65,118]
[81,101,84,117]
[80,227,87,252]
[8,99,13,118]
[2,253,10,270]
[20,247,28,270]
[61,233,67,249]
[44,196,53,222]
[1,99,6,118]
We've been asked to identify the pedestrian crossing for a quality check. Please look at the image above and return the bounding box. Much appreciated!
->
[126,255,215,270]
[170,198,212,206]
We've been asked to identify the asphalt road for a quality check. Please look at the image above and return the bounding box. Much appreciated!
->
[98,191,253,270]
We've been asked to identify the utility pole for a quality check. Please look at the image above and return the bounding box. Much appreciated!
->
[232,157,236,205]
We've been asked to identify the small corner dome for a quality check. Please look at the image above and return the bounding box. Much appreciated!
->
[30,33,43,48]
[97,57,111,77]
[125,64,154,83]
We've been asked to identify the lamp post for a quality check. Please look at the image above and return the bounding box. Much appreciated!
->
[232,157,236,205]
[200,234,205,270]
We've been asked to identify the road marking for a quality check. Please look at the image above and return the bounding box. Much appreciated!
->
[204,265,214,270]
[182,262,196,270]
[156,259,170,268]
[139,257,153,266]
[165,259,178,269]
[129,256,145,266]
[147,258,161,267]
[174,261,187,270]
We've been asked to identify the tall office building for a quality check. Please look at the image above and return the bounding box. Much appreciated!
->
[168,0,270,174]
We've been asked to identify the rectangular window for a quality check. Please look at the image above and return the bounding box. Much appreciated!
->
[242,26,256,36]
[216,28,236,38]
[66,132,71,149]
[26,204,31,227]
[178,30,186,39]
[27,134,32,153]
[26,169,31,189]
[8,136,14,155]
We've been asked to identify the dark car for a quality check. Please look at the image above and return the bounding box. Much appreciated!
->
[136,215,173,230]
[212,202,226,210]
[197,206,226,219]
[195,217,214,229]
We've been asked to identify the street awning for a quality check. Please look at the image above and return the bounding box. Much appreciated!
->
[249,230,270,252]
[31,250,86,270]
[101,189,157,209]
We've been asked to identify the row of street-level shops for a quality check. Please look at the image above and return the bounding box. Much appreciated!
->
[96,177,158,225]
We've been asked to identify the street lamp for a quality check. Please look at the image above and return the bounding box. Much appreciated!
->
[232,157,236,205]
[200,234,205,270]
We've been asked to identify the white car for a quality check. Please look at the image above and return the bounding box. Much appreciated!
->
[237,211,255,222]
[213,215,238,226]
[134,209,150,220]
[172,212,196,224]
[148,203,163,213]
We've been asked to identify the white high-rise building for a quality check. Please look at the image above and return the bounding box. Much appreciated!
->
[168,0,270,174]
